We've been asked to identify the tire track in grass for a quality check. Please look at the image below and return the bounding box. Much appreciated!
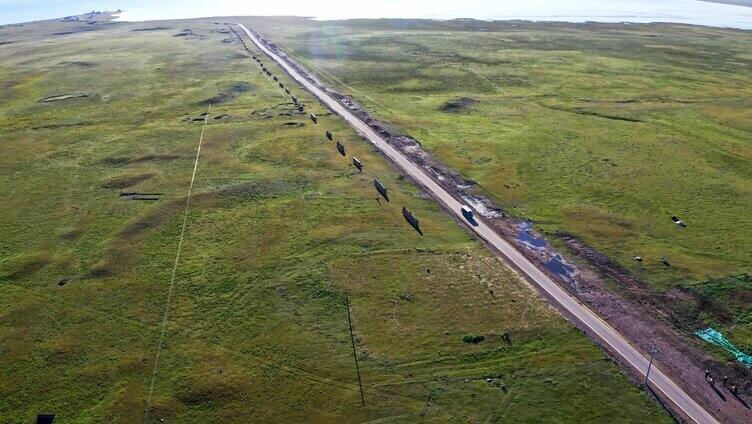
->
[143,104,211,422]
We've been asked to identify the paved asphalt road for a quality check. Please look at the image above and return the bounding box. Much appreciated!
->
[233,23,719,424]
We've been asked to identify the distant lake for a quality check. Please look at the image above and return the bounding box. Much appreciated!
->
[113,0,752,29]
[2,0,752,29]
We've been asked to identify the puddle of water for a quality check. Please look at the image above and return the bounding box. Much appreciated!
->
[544,253,575,282]
[517,221,547,250]
[517,222,576,282]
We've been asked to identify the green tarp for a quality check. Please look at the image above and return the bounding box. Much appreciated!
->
[695,328,752,368]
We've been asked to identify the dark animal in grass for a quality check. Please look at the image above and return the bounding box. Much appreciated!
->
[336,141,346,156]
[310,113,317,124]
[326,130,333,141]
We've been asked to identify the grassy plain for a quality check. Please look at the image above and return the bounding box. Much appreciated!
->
[245,17,752,351]
[0,18,670,423]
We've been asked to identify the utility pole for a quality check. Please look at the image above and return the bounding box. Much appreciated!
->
[645,347,659,386]
[345,295,365,406]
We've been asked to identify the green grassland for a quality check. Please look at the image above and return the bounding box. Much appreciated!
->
[0,19,669,423]
[243,17,752,350]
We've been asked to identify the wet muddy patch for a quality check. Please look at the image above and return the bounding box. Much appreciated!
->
[201,82,252,105]
[119,192,163,201]
[516,221,576,283]
[31,120,100,130]
[102,154,181,166]
[251,102,306,119]
[58,61,96,68]
[439,97,477,113]
[517,221,547,250]
[39,92,93,103]
[539,103,643,123]
[132,26,169,32]
[174,29,205,40]
[221,37,242,45]
[52,27,100,36]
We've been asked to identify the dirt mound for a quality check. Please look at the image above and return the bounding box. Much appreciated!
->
[39,92,93,103]
[439,97,477,113]
[201,82,252,105]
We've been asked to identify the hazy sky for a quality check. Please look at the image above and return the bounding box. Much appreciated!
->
[1,0,751,28]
